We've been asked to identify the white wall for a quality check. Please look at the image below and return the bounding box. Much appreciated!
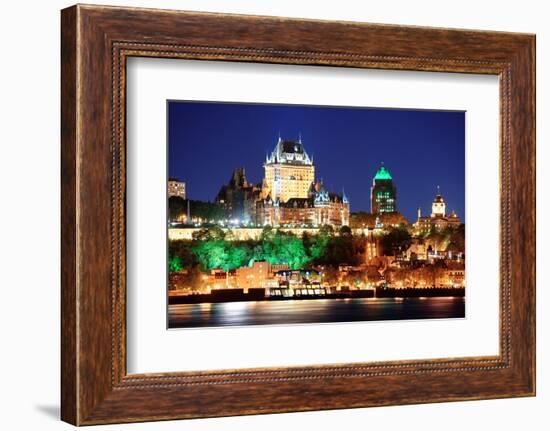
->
[0,0,546,429]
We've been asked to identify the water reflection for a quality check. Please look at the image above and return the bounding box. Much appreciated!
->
[168,297,465,329]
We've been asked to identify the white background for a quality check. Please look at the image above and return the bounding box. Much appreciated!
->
[0,0,547,430]
[127,59,499,373]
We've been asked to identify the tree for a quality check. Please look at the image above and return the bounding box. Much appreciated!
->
[190,199,227,222]
[192,238,225,270]
[380,226,412,256]
[224,244,249,271]
[328,234,355,265]
[260,225,275,242]
[447,224,465,253]
[168,196,186,222]
[168,255,183,272]
[168,240,197,269]
[319,224,335,237]
[254,230,311,269]
[192,239,250,272]
[339,225,352,237]
[349,211,377,229]
[192,226,226,242]
[279,234,309,269]
[305,229,330,262]
[190,227,252,271]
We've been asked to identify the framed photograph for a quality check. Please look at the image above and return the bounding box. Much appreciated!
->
[61,4,535,425]
[166,101,466,329]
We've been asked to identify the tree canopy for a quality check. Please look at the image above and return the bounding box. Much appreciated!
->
[168,225,372,274]
[168,197,228,224]
[379,225,412,256]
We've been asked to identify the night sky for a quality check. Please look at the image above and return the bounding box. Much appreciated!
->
[168,101,465,223]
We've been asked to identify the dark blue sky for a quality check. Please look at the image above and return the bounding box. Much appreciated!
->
[168,101,465,223]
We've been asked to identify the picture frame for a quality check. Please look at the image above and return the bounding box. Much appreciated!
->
[60,4,535,425]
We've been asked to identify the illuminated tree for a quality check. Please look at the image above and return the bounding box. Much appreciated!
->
[260,225,275,242]
[305,230,329,261]
[168,255,183,273]
[278,234,309,269]
[254,229,310,269]
[168,240,197,269]
[225,244,248,271]
[192,226,226,242]
[191,227,251,271]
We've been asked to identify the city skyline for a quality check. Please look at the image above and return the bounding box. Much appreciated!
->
[168,101,465,223]
[167,100,466,326]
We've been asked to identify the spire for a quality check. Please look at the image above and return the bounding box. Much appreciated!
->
[298,131,302,143]
[417,207,421,221]
[437,185,441,195]
[342,187,349,204]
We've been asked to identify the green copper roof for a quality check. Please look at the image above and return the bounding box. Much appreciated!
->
[374,165,392,181]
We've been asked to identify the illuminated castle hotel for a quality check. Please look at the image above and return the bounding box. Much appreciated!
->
[263,138,315,202]
[216,137,350,227]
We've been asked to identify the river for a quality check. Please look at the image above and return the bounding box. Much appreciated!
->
[168,296,465,328]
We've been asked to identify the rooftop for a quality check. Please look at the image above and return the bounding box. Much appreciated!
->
[280,140,304,154]
[266,137,313,166]
[374,164,392,181]
[433,194,445,203]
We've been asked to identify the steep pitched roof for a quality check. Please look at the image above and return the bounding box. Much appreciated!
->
[374,164,393,181]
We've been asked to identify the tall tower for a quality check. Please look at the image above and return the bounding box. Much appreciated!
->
[263,136,315,203]
[370,163,397,214]
[431,186,446,217]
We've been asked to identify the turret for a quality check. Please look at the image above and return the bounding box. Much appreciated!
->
[431,186,446,218]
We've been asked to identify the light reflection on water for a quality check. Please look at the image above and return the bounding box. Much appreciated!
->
[168,297,465,329]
